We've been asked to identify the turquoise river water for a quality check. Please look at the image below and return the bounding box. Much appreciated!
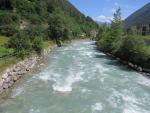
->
[0,41,150,113]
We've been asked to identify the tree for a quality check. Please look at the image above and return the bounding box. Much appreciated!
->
[110,8,123,54]
[8,31,32,59]
[32,37,43,54]
[96,8,123,54]
[62,28,70,41]
[48,15,64,47]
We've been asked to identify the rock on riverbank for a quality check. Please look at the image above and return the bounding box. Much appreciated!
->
[0,47,55,94]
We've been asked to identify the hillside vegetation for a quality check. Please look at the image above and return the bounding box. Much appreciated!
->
[0,0,97,57]
[96,8,150,69]
[124,3,150,28]
[0,0,97,72]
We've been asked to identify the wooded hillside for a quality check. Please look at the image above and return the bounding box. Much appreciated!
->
[0,0,97,37]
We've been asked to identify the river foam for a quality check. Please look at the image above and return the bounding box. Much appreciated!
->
[92,103,103,113]
[38,69,84,92]
[1,41,150,113]
[52,71,84,92]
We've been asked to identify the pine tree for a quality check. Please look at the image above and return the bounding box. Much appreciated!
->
[110,8,123,54]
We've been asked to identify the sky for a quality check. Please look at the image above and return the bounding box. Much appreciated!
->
[69,0,150,22]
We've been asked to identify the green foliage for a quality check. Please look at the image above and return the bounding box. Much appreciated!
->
[0,0,97,38]
[15,0,36,15]
[8,31,32,59]
[0,11,19,36]
[119,27,149,61]
[25,25,48,41]
[96,25,111,51]
[0,0,97,59]
[96,9,150,67]
[97,8,123,54]
[0,47,13,57]
[32,37,43,54]
[109,8,123,54]
[0,36,9,46]
[48,14,64,46]
[48,10,73,46]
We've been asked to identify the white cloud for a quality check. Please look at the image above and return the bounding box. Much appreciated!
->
[94,15,113,23]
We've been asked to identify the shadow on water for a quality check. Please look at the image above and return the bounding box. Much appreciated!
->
[105,60,133,72]
[94,53,115,60]
[94,51,133,72]
[90,42,96,45]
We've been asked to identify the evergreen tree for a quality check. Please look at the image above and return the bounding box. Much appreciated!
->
[110,8,123,54]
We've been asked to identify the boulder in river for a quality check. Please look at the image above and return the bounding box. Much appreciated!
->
[137,66,143,72]
[128,62,134,68]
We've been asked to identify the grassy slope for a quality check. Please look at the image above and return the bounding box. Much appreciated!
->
[0,36,16,73]
[0,36,55,74]
[0,36,9,45]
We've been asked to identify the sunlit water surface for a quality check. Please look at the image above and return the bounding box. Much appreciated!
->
[0,41,150,113]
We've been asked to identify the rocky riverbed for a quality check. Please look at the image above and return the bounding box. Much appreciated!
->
[0,46,56,94]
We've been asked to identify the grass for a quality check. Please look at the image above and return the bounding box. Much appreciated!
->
[0,40,55,74]
[0,36,9,46]
[0,57,20,74]
[43,41,55,49]
[140,35,150,40]
[0,47,14,57]
[0,36,16,74]
[0,36,14,57]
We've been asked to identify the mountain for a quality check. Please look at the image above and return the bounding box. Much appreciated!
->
[124,3,150,28]
[0,0,97,37]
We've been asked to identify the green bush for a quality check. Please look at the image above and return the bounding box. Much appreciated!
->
[8,31,32,58]
[119,27,149,61]
[32,37,43,54]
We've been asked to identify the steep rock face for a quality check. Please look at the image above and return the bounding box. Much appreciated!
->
[124,3,150,28]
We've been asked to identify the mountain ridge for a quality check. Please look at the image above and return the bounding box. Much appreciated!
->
[124,3,150,28]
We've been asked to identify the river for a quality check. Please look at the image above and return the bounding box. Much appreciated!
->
[0,40,150,113]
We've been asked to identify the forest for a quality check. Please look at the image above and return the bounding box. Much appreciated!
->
[0,0,97,59]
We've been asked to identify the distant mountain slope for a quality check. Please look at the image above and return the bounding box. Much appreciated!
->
[124,3,150,28]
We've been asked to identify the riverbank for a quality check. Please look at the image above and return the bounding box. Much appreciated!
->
[0,38,90,95]
[0,44,57,94]
[0,40,150,113]
[102,51,150,78]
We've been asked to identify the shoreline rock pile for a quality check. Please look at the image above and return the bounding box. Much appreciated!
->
[0,47,52,94]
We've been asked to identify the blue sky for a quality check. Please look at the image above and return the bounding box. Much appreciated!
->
[69,0,150,22]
